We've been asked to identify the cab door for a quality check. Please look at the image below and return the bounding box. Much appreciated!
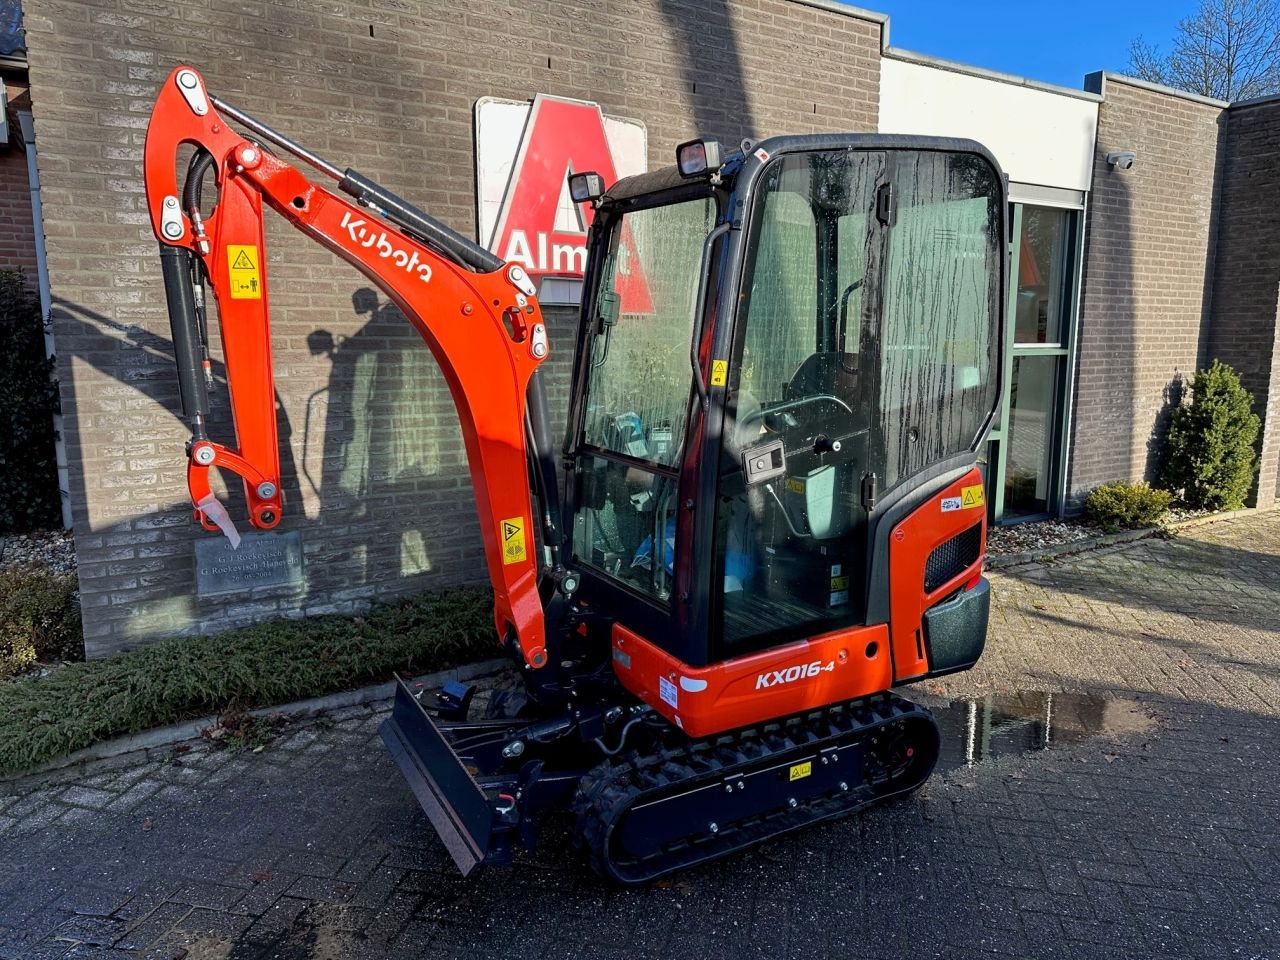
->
[710,148,886,656]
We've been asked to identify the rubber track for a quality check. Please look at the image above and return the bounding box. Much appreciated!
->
[573,693,938,885]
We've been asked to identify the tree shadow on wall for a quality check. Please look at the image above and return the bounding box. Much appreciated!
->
[52,288,479,651]
[658,0,758,145]
[301,288,481,601]
[1145,372,1187,482]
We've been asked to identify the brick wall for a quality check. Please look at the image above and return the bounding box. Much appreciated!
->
[1208,97,1280,505]
[0,73,35,276]
[1068,76,1225,504]
[19,0,883,657]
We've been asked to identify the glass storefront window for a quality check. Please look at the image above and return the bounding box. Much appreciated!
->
[1014,207,1072,345]
[1003,355,1062,517]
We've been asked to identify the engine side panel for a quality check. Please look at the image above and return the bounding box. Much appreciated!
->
[887,465,988,683]
[611,621,891,737]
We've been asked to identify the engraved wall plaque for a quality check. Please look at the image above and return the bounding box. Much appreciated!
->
[194,531,304,598]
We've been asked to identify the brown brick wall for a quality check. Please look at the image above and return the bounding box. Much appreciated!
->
[19,0,883,657]
[0,74,36,277]
[1207,98,1280,505]
[1068,77,1225,504]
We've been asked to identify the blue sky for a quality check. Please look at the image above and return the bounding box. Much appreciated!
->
[864,0,1196,90]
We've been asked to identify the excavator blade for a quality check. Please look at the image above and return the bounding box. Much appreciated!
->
[379,678,496,876]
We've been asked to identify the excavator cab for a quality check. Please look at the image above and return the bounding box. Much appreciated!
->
[143,68,1006,886]
[563,137,1004,724]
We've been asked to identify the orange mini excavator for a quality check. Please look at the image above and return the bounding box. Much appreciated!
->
[144,66,1007,884]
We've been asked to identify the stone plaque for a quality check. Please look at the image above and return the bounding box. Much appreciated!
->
[194,531,304,598]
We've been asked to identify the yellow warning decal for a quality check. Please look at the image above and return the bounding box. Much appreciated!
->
[961,484,985,509]
[785,478,806,495]
[226,244,262,300]
[500,516,527,565]
[789,761,812,782]
[710,359,729,387]
[830,576,849,591]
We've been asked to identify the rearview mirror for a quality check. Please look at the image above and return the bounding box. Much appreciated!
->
[568,171,605,203]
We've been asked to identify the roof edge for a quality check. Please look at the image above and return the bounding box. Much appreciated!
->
[1085,71,1229,109]
[784,0,889,48]
[886,47,1102,103]
[1229,90,1280,111]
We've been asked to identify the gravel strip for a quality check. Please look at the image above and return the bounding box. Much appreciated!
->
[985,517,1103,557]
[0,529,76,575]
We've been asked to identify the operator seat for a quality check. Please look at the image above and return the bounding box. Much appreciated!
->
[784,351,859,405]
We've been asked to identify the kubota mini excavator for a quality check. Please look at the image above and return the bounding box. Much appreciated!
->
[144,66,1006,884]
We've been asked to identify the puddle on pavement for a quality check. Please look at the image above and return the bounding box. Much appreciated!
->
[918,691,1156,774]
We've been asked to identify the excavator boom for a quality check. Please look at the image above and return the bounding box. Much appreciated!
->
[143,66,551,669]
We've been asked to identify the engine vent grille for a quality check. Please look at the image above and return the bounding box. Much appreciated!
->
[924,523,983,593]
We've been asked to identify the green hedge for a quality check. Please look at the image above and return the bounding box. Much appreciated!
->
[0,587,495,777]
[0,270,62,533]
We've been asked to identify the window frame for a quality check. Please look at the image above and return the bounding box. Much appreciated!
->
[565,182,727,615]
[987,201,1086,524]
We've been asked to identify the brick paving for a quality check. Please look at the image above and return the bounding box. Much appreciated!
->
[2,513,1279,959]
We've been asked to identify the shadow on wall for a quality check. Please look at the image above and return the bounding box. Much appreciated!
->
[1068,150,1137,508]
[1146,372,1186,481]
[658,0,758,145]
[52,288,479,655]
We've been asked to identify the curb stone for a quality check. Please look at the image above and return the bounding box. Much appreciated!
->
[986,526,1158,570]
[2,657,510,785]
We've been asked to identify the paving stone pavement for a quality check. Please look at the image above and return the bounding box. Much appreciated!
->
[2,514,1279,960]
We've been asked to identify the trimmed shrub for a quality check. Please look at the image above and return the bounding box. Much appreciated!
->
[1084,481,1172,531]
[0,565,82,680]
[1162,361,1260,511]
[0,270,62,533]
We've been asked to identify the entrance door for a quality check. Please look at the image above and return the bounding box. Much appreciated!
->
[989,203,1080,522]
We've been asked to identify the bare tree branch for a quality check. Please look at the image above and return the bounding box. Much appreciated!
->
[1127,0,1280,99]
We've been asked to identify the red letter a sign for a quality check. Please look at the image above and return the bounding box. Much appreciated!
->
[487,95,652,311]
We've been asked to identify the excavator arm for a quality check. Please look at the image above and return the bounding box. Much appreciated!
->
[143,66,552,669]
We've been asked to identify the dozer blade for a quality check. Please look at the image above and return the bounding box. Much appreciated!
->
[379,677,498,876]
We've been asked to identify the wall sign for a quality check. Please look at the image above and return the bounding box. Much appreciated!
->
[475,95,647,303]
[195,531,304,598]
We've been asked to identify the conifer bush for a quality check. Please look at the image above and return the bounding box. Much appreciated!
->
[1162,361,1260,511]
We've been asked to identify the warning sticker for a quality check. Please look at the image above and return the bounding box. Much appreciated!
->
[659,676,678,709]
[829,575,849,591]
[785,478,806,495]
[500,516,527,565]
[226,244,262,300]
[961,484,985,509]
[710,359,728,387]
[789,761,812,782]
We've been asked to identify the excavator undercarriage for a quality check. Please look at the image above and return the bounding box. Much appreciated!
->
[144,65,1006,884]
[384,676,940,884]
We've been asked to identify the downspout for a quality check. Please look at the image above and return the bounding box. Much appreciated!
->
[17,109,72,530]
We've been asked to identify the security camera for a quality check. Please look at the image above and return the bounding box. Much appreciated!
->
[1106,151,1136,171]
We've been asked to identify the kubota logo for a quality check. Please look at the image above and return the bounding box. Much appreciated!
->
[756,660,835,690]
[339,212,432,283]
